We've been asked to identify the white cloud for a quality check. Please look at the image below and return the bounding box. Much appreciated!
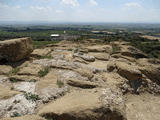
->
[15,5,21,9]
[30,6,51,11]
[61,0,79,7]
[89,0,98,6]
[0,2,9,8]
[56,10,64,13]
[125,2,142,8]
[0,2,21,10]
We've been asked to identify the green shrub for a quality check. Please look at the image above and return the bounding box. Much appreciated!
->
[33,41,59,49]
[57,80,64,88]
[112,45,120,54]
[38,67,50,77]
[39,55,52,59]
[11,112,21,117]
[24,92,40,101]
[9,67,20,75]
[10,78,19,83]
[67,48,73,51]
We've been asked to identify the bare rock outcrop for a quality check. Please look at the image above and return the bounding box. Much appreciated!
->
[0,65,12,75]
[0,37,33,62]
[137,58,160,85]
[89,53,110,61]
[1,39,160,120]
[67,79,99,88]
[0,94,36,118]
[107,61,143,93]
[126,94,160,120]
[38,89,126,120]
[1,115,45,120]
[120,45,148,58]
[73,53,95,62]
[0,85,19,100]
[86,45,112,53]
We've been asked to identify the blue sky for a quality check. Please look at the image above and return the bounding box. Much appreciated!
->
[0,0,160,23]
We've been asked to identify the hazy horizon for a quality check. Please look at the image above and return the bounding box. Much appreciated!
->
[0,0,160,23]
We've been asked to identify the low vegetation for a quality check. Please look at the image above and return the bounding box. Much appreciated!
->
[11,112,21,117]
[112,45,121,54]
[57,80,64,88]
[24,92,40,101]
[38,67,50,77]
[9,67,20,76]
[10,78,19,83]
[67,48,73,51]
[39,55,52,59]
[33,41,59,49]
[0,24,160,59]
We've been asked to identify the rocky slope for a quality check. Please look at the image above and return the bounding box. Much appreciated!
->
[0,38,160,120]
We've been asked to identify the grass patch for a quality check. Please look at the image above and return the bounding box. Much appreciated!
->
[24,92,40,102]
[10,78,19,83]
[9,67,20,76]
[33,41,59,49]
[39,55,52,59]
[67,48,73,51]
[38,67,50,77]
[57,80,64,88]
[112,45,121,54]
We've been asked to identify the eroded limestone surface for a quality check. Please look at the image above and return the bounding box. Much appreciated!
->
[0,39,160,120]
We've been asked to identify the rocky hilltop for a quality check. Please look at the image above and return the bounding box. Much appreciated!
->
[0,38,160,120]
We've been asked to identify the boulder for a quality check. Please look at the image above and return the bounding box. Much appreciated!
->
[73,57,89,64]
[89,53,110,61]
[73,53,95,62]
[67,79,98,88]
[0,37,33,62]
[74,68,94,80]
[120,45,148,58]
[116,62,142,82]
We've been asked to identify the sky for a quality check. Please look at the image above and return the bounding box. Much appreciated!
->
[0,0,160,23]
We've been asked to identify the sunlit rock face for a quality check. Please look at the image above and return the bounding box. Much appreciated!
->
[0,37,33,62]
